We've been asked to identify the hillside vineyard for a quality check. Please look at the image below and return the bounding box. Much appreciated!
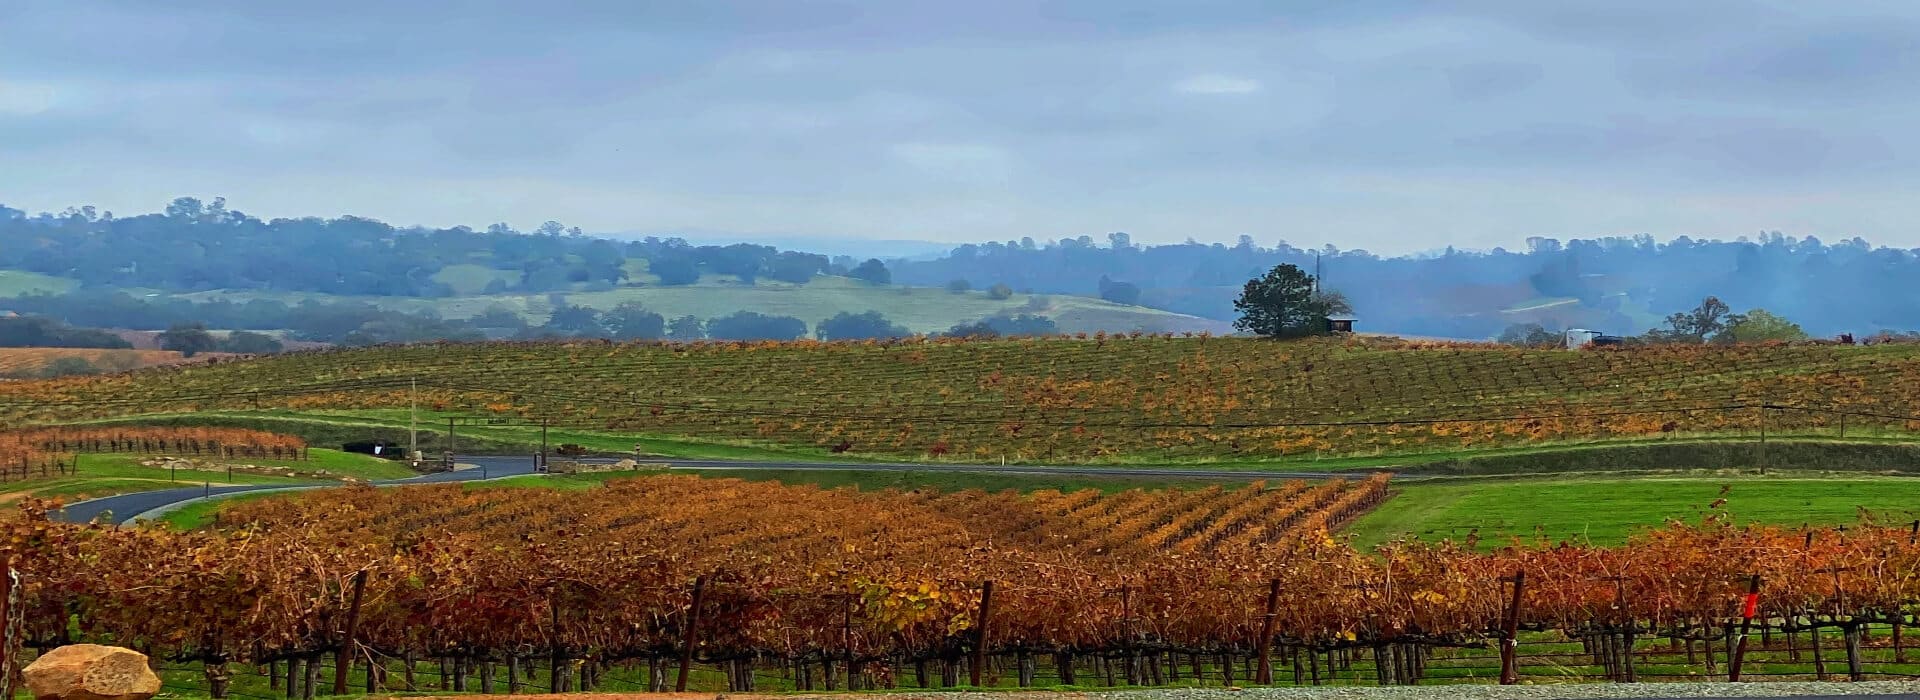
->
[8,476,1920,691]
[2,336,1918,460]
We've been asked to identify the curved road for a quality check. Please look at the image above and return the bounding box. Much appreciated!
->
[58,455,1394,525]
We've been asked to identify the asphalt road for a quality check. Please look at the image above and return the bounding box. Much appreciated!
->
[57,455,544,524]
[57,454,1389,525]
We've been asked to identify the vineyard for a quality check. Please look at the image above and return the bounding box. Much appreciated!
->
[0,427,305,482]
[1,336,1919,461]
[6,474,1920,694]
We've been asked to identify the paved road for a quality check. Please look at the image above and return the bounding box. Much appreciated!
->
[58,455,545,524]
[57,455,1389,525]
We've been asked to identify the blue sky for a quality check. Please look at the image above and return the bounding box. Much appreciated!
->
[3,1,1918,253]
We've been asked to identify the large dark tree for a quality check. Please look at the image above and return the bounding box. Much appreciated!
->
[217,330,284,354]
[541,305,606,337]
[1644,296,1732,343]
[849,259,891,285]
[667,315,704,341]
[157,322,218,357]
[0,315,131,349]
[1232,264,1345,338]
[706,311,807,341]
[602,302,666,340]
[1097,275,1142,306]
[816,311,910,340]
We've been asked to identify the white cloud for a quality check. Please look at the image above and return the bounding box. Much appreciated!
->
[1173,74,1262,95]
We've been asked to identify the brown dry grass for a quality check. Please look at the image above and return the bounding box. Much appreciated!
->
[0,347,230,375]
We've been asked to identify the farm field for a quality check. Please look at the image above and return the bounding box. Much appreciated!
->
[0,347,227,376]
[170,274,1225,336]
[4,448,410,503]
[0,269,78,296]
[15,471,1920,695]
[0,423,414,505]
[1347,474,1920,549]
[4,336,1920,463]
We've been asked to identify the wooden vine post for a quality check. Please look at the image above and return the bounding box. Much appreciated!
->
[1729,574,1761,682]
[1498,570,1525,685]
[333,570,368,695]
[970,580,994,687]
[1,564,16,700]
[1254,578,1280,684]
[675,576,708,692]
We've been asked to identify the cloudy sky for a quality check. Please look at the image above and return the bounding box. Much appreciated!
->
[4,1,1919,253]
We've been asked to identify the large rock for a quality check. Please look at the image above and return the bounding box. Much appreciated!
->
[23,644,161,700]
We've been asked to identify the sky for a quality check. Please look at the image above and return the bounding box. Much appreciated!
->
[4,0,1920,254]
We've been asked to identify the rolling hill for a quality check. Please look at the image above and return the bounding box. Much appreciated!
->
[166,273,1227,336]
[4,336,1916,463]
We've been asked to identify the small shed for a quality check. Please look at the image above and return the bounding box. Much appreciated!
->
[1325,315,1357,333]
[1564,328,1601,349]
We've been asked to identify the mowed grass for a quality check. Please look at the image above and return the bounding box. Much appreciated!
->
[172,275,1223,335]
[2,448,415,503]
[0,270,77,296]
[1347,475,1920,549]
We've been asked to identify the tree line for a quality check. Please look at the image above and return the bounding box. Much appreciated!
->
[0,198,891,297]
[1494,296,1867,348]
[0,290,1064,351]
[891,231,1920,339]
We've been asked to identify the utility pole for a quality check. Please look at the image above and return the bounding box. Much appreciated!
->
[409,377,418,460]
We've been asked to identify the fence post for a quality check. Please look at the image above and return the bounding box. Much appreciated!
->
[1,564,16,700]
[676,576,707,692]
[1499,570,1525,685]
[970,580,993,687]
[1255,579,1280,684]
[1730,574,1761,681]
[333,570,368,695]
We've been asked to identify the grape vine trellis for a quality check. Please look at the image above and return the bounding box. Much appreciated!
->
[3,336,1919,461]
[4,475,1920,693]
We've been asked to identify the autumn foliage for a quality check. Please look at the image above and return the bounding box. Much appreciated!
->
[0,473,1912,689]
[1,337,1915,461]
[0,427,305,479]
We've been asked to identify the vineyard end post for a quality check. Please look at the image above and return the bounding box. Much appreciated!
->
[0,563,15,700]
[1255,578,1280,684]
[333,570,368,695]
[1729,574,1761,682]
[676,576,707,692]
[1499,570,1525,685]
[971,580,994,687]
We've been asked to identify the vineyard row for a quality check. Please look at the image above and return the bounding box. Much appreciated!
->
[4,475,1920,694]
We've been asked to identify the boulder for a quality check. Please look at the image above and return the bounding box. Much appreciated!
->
[23,644,161,700]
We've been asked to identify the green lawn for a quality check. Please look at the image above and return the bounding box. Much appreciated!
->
[3,449,414,504]
[168,275,1223,335]
[1347,475,1920,549]
[429,263,521,295]
[0,270,78,296]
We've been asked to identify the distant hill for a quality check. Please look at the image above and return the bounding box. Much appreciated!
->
[0,198,1218,341]
[172,274,1226,336]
